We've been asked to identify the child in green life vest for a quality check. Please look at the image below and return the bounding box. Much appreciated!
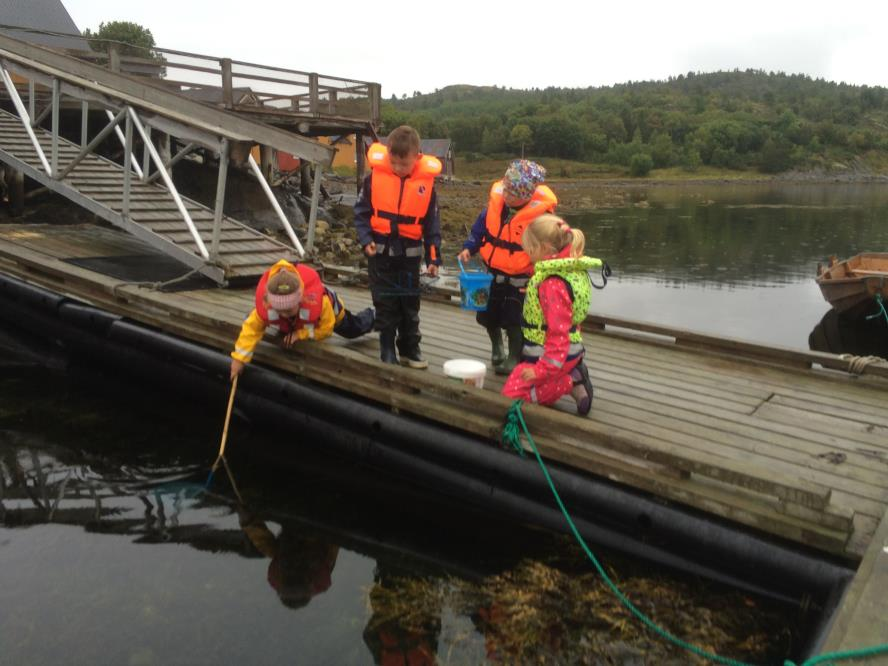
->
[501,214,599,416]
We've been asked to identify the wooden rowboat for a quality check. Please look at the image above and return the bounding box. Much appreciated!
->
[816,253,888,314]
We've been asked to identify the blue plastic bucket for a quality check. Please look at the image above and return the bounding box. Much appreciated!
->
[458,259,493,311]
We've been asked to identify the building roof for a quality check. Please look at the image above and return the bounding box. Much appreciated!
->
[420,139,452,159]
[0,0,89,51]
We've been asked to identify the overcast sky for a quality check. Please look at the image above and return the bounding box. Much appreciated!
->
[62,0,888,97]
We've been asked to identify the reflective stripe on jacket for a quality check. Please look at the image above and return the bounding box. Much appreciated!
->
[480,181,557,276]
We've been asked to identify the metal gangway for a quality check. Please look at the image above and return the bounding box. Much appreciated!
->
[0,33,342,284]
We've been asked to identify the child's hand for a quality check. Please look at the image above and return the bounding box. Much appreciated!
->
[230,359,245,381]
[457,249,471,263]
[520,366,536,382]
[427,264,439,277]
[363,242,377,257]
[282,331,299,348]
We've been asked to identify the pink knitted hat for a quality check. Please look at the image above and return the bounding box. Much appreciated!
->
[266,270,303,310]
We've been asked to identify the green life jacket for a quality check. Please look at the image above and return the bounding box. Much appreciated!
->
[522,255,602,346]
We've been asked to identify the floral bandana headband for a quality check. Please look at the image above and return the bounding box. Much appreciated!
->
[503,159,546,200]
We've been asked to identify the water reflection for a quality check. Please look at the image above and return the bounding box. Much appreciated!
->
[569,183,888,287]
[564,182,888,349]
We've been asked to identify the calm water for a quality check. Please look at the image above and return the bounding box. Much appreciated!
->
[567,182,888,348]
[4,182,888,665]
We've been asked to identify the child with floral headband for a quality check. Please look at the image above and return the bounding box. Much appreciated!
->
[501,215,599,416]
[458,160,557,375]
[230,259,374,380]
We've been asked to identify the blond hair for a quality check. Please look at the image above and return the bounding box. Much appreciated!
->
[522,214,585,259]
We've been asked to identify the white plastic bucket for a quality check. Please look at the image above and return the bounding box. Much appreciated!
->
[443,359,487,389]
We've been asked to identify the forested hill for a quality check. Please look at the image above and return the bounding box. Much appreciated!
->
[381,71,888,175]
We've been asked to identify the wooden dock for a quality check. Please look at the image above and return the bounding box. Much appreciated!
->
[1,223,888,566]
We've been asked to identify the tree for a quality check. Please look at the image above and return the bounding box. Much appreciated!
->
[509,124,533,157]
[629,153,653,177]
[83,21,157,58]
[759,137,794,173]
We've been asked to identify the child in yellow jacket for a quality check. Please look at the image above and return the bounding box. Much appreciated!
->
[230,259,374,380]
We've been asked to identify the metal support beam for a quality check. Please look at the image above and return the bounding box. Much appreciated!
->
[247,153,304,257]
[306,163,322,252]
[27,78,34,120]
[106,109,143,178]
[122,112,132,219]
[211,138,229,259]
[80,100,88,148]
[58,108,127,180]
[32,101,51,127]
[127,107,209,260]
[0,66,52,175]
[141,124,151,182]
[50,78,59,177]
[145,142,196,185]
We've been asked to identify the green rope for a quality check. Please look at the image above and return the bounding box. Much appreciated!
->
[865,293,888,325]
[501,400,888,666]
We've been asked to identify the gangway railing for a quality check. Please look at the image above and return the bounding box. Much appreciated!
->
[75,43,382,128]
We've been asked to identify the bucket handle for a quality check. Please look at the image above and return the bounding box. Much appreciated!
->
[458,257,486,276]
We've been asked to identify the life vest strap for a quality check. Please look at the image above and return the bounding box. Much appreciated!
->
[481,233,523,254]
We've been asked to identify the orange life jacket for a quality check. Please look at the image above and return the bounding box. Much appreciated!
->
[367,143,441,241]
[480,181,557,276]
[254,261,325,335]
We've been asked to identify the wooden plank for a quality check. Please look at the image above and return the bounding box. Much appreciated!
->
[753,402,888,448]
[765,395,888,430]
[580,332,888,411]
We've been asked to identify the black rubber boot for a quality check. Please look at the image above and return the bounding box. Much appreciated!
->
[487,327,506,369]
[379,330,398,365]
[496,327,524,376]
[399,348,429,370]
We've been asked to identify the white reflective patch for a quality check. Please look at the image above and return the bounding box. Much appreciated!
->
[305,324,315,339]
[268,325,281,334]
[542,356,563,368]
[371,151,384,159]
[299,308,310,320]
[234,348,253,358]
[268,309,279,321]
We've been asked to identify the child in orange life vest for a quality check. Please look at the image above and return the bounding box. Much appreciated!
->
[354,125,442,369]
[229,259,374,380]
[458,160,556,375]
[501,215,597,416]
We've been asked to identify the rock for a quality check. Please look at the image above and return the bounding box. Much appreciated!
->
[313,219,330,238]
